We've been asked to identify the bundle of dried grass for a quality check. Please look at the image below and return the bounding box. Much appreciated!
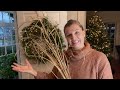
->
[20,15,71,79]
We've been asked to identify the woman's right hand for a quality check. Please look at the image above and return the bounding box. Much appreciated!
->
[11,59,37,76]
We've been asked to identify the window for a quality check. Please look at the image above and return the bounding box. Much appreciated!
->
[105,23,115,51]
[0,11,16,56]
[0,11,18,79]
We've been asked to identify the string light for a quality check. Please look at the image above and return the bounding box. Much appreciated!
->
[86,11,112,61]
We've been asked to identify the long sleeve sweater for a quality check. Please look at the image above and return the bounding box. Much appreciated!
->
[34,42,113,79]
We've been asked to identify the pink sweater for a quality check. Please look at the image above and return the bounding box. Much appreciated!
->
[34,42,113,79]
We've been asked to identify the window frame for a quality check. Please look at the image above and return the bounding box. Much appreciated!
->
[105,22,116,54]
[0,11,19,57]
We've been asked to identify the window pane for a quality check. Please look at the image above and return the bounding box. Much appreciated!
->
[4,27,13,36]
[13,45,16,53]
[0,46,5,55]
[12,29,15,35]
[9,13,14,23]
[111,29,114,33]
[12,35,16,44]
[0,27,4,46]
[5,36,12,45]
[0,27,3,34]
[0,35,4,46]
[0,12,2,22]
[6,46,12,54]
[3,12,9,23]
[105,23,115,52]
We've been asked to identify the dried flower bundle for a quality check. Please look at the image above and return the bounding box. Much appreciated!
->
[20,16,71,79]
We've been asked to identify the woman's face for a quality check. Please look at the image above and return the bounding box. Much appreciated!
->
[64,23,85,50]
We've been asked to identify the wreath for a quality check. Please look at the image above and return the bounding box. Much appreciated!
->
[20,16,71,79]
[20,17,65,64]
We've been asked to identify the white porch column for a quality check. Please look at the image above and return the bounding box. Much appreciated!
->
[77,11,86,29]
[67,11,86,29]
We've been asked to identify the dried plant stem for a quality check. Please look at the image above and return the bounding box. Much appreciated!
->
[32,38,70,79]
[21,17,71,79]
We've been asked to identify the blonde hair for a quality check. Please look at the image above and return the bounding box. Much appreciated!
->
[64,19,84,33]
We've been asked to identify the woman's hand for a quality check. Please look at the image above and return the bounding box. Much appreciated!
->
[11,59,37,76]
